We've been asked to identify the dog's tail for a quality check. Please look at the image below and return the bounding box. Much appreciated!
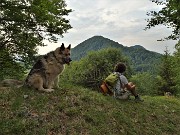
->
[0,79,24,88]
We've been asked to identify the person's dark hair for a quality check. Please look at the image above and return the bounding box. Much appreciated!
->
[114,62,126,73]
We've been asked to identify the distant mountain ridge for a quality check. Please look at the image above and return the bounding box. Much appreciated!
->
[131,45,146,49]
[71,36,162,73]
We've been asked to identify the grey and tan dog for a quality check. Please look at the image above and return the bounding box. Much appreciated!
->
[24,43,71,92]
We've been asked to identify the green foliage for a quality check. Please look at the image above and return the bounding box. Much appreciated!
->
[145,0,180,40]
[158,48,176,95]
[130,72,158,96]
[146,41,180,97]
[125,45,161,74]
[171,41,180,96]
[0,0,72,79]
[0,49,26,80]
[60,48,131,88]
[145,0,180,96]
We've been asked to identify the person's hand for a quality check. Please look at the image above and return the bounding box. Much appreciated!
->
[128,82,135,89]
[125,82,136,90]
[128,82,134,86]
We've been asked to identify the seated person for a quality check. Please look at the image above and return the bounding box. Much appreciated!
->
[114,62,143,101]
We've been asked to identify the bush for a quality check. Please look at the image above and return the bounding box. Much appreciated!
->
[0,50,26,80]
[130,72,158,96]
[60,48,131,89]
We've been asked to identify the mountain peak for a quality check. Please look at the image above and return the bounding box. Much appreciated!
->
[131,45,145,49]
[71,35,162,73]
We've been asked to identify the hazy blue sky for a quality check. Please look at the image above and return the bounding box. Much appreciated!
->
[38,0,177,54]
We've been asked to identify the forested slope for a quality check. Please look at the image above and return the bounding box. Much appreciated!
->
[71,36,162,73]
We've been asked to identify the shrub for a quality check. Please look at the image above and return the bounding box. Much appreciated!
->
[60,48,131,89]
[130,72,158,96]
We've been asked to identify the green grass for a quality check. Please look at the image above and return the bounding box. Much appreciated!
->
[0,84,180,135]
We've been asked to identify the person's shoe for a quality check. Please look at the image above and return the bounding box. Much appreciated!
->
[135,96,144,102]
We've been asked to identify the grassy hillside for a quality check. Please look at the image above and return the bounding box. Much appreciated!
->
[0,84,180,135]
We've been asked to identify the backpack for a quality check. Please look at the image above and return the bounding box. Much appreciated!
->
[100,72,119,95]
[105,72,119,88]
[100,73,130,100]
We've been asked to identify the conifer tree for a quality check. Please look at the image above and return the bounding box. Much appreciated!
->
[158,48,175,94]
[172,41,180,95]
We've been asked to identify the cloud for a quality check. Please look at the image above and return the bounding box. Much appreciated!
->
[38,0,178,55]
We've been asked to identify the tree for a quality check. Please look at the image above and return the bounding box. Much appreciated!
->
[157,48,175,95]
[145,0,180,40]
[0,0,72,79]
[171,41,180,95]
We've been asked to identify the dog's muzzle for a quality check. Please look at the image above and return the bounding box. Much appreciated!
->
[63,57,72,65]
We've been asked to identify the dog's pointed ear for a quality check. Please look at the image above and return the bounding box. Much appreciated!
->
[60,43,65,50]
[67,44,71,50]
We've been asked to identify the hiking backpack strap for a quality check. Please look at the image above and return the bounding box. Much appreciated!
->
[118,73,125,92]
[119,74,123,90]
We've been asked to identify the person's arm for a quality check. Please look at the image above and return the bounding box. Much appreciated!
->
[125,82,135,90]
[124,82,138,97]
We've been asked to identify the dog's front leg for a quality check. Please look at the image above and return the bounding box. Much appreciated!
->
[53,76,59,89]
[31,76,54,93]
